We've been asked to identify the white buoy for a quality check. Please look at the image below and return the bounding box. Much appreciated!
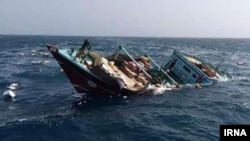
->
[3,90,16,98]
[7,83,20,90]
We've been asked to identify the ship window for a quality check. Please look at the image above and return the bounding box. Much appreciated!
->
[183,66,191,73]
[192,74,197,78]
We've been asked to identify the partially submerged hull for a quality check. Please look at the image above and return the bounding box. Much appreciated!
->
[46,45,150,97]
[162,50,230,86]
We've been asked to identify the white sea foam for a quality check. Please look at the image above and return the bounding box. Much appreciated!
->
[43,60,51,64]
[17,118,28,122]
[31,60,42,64]
[31,50,36,53]
[18,52,25,56]
[148,83,173,95]
[217,75,230,82]
[233,76,248,81]
[242,102,250,109]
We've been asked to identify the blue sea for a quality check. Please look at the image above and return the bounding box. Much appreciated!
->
[0,35,249,141]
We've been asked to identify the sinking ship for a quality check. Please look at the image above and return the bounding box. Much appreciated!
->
[46,40,231,97]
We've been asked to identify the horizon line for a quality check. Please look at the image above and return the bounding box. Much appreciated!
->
[1,33,250,39]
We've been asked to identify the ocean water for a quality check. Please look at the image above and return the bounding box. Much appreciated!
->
[0,35,250,141]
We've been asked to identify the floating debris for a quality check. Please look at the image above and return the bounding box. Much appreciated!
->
[3,82,20,99]
[7,83,20,90]
[3,90,16,98]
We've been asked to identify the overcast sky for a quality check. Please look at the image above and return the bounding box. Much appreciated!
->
[1,0,250,38]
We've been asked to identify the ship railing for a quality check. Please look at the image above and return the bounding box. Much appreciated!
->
[145,54,178,85]
[117,46,152,80]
